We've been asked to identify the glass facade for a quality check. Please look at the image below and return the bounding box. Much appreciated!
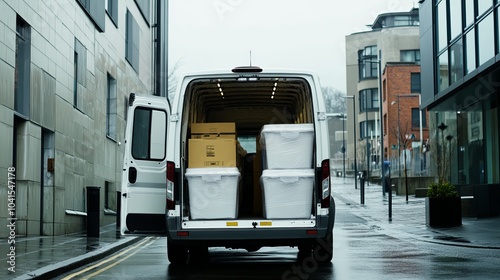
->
[429,0,500,186]
[435,0,500,93]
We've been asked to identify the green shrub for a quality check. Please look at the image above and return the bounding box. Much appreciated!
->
[427,181,457,198]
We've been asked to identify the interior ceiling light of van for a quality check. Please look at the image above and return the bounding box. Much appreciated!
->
[187,77,313,134]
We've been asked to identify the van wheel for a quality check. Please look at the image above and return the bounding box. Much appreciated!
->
[167,239,188,265]
[312,234,333,263]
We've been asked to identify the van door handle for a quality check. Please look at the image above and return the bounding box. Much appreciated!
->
[122,193,127,197]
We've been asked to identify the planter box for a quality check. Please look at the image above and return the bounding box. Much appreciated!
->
[425,197,462,227]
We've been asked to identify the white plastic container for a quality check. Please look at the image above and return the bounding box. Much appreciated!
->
[186,167,240,219]
[260,169,314,219]
[260,124,314,169]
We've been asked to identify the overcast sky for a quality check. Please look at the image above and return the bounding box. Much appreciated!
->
[168,0,417,92]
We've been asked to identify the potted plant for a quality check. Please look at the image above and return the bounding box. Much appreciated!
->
[425,123,461,227]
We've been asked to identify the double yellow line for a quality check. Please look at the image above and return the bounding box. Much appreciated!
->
[62,236,155,280]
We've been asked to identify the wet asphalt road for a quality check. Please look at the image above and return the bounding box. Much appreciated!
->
[56,204,500,280]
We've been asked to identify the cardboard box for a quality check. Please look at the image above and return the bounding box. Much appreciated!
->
[191,122,235,134]
[188,139,237,168]
[191,133,236,139]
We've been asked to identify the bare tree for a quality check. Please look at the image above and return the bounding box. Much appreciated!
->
[322,87,346,113]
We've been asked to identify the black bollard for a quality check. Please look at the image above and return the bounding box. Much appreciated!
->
[86,186,101,237]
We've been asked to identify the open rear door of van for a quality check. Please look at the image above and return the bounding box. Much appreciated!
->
[120,93,170,234]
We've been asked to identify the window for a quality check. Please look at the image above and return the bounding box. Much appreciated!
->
[76,0,105,32]
[449,0,462,40]
[400,50,421,64]
[135,0,151,25]
[126,10,140,72]
[107,74,117,140]
[411,73,421,93]
[464,0,475,28]
[358,46,378,79]
[478,13,495,65]
[436,0,448,52]
[478,0,492,17]
[465,29,476,74]
[437,50,449,92]
[132,108,167,160]
[74,38,87,110]
[14,16,31,119]
[412,108,427,128]
[359,88,379,111]
[106,0,118,27]
[360,120,378,139]
[450,39,464,84]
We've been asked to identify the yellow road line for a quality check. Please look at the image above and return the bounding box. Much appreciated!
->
[81,237,156,279]
[61,236,153,280]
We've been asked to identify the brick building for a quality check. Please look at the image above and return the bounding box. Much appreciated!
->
[382,63,429,176]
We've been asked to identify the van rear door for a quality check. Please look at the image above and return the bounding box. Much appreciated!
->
[120,93,170,234]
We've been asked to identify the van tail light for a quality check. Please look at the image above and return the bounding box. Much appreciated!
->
[166,161,175,210]
[321,159,331,208]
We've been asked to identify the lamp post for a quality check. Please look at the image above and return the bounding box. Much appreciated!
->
[344,96,358,191]
[337,114,346,179]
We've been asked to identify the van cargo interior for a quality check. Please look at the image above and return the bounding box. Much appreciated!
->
[183,77,315,219]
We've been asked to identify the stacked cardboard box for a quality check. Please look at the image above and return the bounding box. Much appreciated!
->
[186,123,242,220]
[259,124,315,219]
[188,123,238,168]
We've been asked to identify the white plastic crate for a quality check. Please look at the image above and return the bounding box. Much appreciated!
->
[260,124,314,169]
[260,169,314,219]
[186,167,240,219]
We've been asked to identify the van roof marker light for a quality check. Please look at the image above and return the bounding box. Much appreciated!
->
[232,66,263,73]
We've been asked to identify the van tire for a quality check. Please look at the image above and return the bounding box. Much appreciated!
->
[312,234,333,263]
[167,239,188,265]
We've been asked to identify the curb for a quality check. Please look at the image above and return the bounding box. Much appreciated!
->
[12,236,144,280]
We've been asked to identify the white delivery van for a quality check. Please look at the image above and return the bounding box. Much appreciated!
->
[120,66,335,264]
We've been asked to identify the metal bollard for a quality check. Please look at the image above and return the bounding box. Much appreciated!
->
[86,186,101,238]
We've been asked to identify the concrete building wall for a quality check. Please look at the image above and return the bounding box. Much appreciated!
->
[0,0,156,237]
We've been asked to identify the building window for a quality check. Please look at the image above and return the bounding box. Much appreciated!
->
[412,108,427,129]
[478,13,495,65]
[394,15,419,26]
[400,50,420,64]
[465,29,476,74]
[436,0,448,52]
[126,10,140,72]
[449,0,462,40]
[74,38,87,110]
[14,16,31,119]
[135,0,151,25]
[107,73,117,140]
[411,73,421,93]
[450,39,464,84]
[358,46,378,79]
[106,0,118,27]
[465,0,475,28]
[478,0,492,17]
[360,120,378,139]
[359,88,379,112]
[437,50,449,92]
[76,0,105,32]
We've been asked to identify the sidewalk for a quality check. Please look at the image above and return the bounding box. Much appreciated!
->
[331,175,500,249]
[1,223,142,280]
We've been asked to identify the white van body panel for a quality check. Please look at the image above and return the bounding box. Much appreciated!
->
[120,94,170,234]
